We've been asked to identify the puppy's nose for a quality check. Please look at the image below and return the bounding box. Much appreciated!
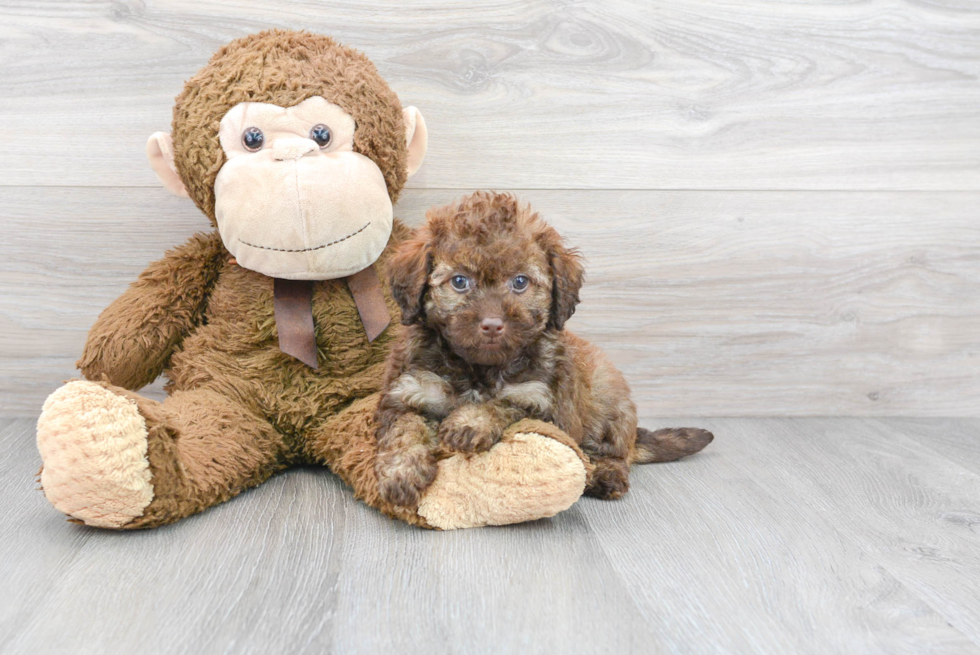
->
[480,317,505,337]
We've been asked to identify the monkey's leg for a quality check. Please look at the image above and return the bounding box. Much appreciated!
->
[37,380,286,529]
[302,394,429,527]
[304,397,593,530]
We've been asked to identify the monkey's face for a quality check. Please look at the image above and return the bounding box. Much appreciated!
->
[211,97,392,280]
[147,33,428,280]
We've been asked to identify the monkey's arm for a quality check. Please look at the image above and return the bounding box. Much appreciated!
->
[77,231,226,389]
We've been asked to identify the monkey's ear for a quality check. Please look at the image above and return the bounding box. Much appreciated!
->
[402,107,428,178]
[543,230,585,331]
[146,132,189,198]
[388,235,431,325]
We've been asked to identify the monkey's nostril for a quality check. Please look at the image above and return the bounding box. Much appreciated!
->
[272,137,318,161]
[480,318,505,336]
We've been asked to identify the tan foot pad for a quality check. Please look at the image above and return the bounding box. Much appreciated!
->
[418,431,587,530]
[36,381,153,528]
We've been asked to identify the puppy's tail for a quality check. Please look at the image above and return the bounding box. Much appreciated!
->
[632,427,714,464]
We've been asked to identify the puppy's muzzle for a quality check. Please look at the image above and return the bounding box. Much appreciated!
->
[480,317,505,338]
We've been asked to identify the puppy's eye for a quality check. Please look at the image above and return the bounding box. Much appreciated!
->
[310,124,332,148]
[242,127,264,151]
[450,275,470,292]
[511,275,530,293]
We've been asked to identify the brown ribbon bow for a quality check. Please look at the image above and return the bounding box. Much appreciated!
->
[273,264,390,369]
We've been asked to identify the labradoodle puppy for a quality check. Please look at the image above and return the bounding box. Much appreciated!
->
[374,191,713,508]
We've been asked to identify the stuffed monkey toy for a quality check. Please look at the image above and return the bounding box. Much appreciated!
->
[35,30,596,530]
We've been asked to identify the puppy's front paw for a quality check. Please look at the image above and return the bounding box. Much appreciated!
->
[376,446,438,509]
[438,407,502,453]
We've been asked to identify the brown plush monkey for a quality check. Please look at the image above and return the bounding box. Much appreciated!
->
[35,30,591,530]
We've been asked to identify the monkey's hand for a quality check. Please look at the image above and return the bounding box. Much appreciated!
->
[438,403,517,454]
[77,231,225,389]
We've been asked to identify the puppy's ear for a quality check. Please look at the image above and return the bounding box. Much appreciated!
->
[388,234,432,325]
[540,227,585,331]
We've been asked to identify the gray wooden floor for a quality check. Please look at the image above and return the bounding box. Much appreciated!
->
[3,417,979,655]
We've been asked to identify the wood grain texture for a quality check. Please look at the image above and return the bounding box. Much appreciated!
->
[4,3,979,652]
[877,418,980,479]
[580,418,980,654]
[0,0,978,190]
[4,417,980,654]
[2,187,976,416]
[684,417,980,648]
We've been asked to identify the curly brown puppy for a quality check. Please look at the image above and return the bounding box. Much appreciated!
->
[374,191,713,508]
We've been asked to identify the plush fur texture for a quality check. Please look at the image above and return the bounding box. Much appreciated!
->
[37,381,153,528]
[55,222,421,528]
[417,419,591,530]
[172,30,409,223]
[376,192,714,506]
[37,32,592,531]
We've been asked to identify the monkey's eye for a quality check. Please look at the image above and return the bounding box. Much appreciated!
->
[310,124,332,148]
[242,127,264,151]
[511,275,530,293]
[450,275,470,292]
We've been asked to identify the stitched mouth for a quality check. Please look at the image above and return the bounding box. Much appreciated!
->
[238,222,371,253]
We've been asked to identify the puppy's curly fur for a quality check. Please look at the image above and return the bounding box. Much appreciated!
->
[375,191,713,508]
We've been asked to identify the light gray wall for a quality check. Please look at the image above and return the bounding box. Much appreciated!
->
[1,1,977,416]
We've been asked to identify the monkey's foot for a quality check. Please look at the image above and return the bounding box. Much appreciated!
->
[36,381,153,528]
[418,419,590,530]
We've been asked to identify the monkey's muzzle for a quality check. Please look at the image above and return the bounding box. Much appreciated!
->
[214,150,393,280]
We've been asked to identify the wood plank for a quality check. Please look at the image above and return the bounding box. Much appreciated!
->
[0,416,656,654]
[1,1,978,190]
[2,432,352,653]
[2,187,977,416]
[329,506,658,654]
[625,416,980,648]
[0,419,97,649]
[786,417,980,647]
[581,417,980,654]
[6,418,980,653]
[875,418,980,479]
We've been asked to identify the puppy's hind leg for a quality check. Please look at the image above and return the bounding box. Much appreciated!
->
[581,416,634,500]
[585,456,631,500]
